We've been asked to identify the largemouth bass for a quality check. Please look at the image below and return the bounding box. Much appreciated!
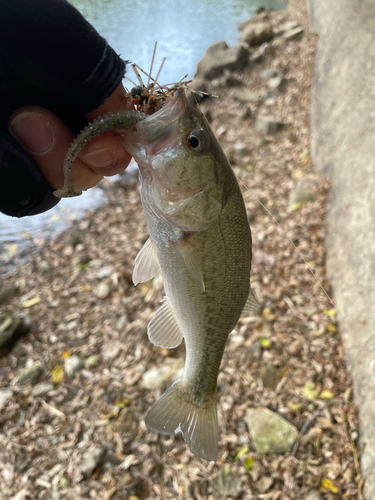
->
[54,87,256,461]
[119,89,256,461]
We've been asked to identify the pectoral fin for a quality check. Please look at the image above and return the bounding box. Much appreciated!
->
[148,298,184,348]
[177,244,205,291]
[133,237,160,285]
[242,287,260,315]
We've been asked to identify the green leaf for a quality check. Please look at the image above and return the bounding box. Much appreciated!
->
[233,444,249,462]
[244,457,254,472]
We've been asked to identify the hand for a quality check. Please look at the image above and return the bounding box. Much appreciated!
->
[8,83,134,193]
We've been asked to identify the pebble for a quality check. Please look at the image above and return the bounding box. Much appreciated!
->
[95,282,110,299]
[267,76,286,92]
[283,26,304,41]
[256,115,283,135]
[259,68,277,82]
[0,389,13,407]
[19,361,43,386]
[31,383,54,397]
[64,356,83,378]
[96,265,114,280]
[86,355,100,368]
[81,446,105,477]
[271,37,287,49]
[304,490,323,500]
[142,358,184,389]
[230,88,259,103]
[245,406,298,453]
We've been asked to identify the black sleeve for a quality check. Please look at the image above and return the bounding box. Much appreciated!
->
[0,0,127,217]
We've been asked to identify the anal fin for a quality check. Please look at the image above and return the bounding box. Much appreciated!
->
[133,237,160,285]
[145,380,218,461]
[148,298,184,348]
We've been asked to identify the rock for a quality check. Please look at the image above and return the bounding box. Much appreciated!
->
[289,174,322,206]
[102,343,121,362]
[267,76,287,92]
[0,315,31,352]
[64,356,83,378]
[283,26,304,41]
[239,22,274,46]
[304,490,323,500]
[189,76,208,102]
[249,42,273,63]
[38,260,52,273]
[256,115,283,135]
[31,383,54,397]
[223,70,243,87]
[96,265,114,280]
[94,282,110,299]
[19,361,43,386]
[259,68,277,82]
[233,143,251,157]
[0,389,13,408]
[0,282,17,303]
[245,407,298,453]
[81,446,105,477]
[277,20,299,34]
[142,358,184,389]
[196,42,249,80]
[260,365,287,390]
[230,88,259,103]
[271,37,287,49]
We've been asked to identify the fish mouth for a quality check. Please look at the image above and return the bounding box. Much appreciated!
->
[135,88,190,156]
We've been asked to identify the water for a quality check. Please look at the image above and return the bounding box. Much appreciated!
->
[70,0,286,86]
[0,0,285,260]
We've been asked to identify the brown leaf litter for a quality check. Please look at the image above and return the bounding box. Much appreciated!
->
[0,4,363,500]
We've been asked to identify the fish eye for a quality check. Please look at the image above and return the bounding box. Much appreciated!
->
[188,134,200,149]
[186,130,209,153]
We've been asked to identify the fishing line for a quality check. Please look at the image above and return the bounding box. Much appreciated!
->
[238,177,372,359]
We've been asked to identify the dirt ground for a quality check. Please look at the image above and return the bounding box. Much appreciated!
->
[0,4,363,500]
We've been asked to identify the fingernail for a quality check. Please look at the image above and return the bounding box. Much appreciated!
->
[9,112,55,155]
[81,148,117,168]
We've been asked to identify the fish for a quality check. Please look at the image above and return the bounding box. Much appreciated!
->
[54,85,257,461]
[118,88,257,461]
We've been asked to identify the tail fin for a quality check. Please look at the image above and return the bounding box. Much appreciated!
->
[145,380,218,461]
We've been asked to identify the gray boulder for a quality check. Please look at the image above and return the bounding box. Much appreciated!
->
[239,22,274,46]
[195,41,249,80]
